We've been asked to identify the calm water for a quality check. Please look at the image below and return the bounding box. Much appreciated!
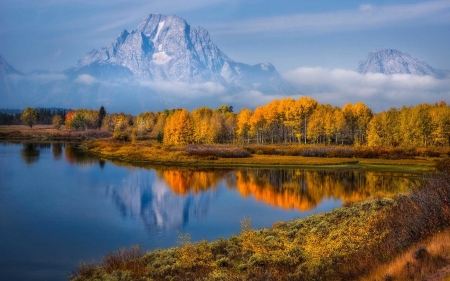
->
[0,142,424,280]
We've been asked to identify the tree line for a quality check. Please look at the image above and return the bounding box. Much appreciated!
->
[1,108,68,126]
[15,98,450,147]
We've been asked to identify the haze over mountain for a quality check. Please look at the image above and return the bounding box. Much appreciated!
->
[0,14,298,113]
[1,15,449,113]
[357,49,449,79]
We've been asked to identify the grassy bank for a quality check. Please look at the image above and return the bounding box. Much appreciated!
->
[0,125,111,140]
[81,139,438,170]
[70,166,450,281]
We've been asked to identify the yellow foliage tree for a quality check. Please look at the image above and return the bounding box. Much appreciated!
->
[163,109,193,145]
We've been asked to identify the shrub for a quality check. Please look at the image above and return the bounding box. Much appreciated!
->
[185,145,251,158]
[436,157,450,172]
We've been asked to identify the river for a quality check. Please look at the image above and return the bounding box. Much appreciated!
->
[0,142,425,280]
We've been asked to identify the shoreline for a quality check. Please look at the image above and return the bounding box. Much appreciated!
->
[70,170,450,281]
[0,126,442,172]
[81,139,437,172]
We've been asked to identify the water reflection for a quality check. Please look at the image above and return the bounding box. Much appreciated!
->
[230,169,420,211]
[52,143,63,161]
[107,167,422,231]
[105,170,213,232]
[64,144,103,167]
[16,145,424,224]
[20,143,41,165]
[156,169,230,195]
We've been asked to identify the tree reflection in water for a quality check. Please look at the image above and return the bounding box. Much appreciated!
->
[20,143,50,165]
[158,168,422,211]
[64,144,104,167]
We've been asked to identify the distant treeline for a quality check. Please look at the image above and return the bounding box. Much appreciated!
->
[0,108,68,125]
[62,98,450,148]
[8,98,450,148]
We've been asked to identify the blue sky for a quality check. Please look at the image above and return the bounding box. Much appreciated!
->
[1,0,450,73]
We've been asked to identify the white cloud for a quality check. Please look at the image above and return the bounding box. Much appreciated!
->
[7,73,68,83]
[138,80,226,98]
[283,67,450,111]
[359,4,373,12]
[209,0,450,34]
[52,48,62,59]
[75,74,98,85]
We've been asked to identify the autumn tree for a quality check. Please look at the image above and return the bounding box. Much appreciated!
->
[249,106,267,144]
[295,97,318,144]
[164,109,193,145]
[52,115,63,130]
[353,102,372,145]
[20,107,38,128]
[191,107,214,144]
[236,109,252,144]
[279,98,297,143]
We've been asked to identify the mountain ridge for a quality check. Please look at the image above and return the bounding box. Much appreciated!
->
[357,49,449,79]
[71,14,295,94]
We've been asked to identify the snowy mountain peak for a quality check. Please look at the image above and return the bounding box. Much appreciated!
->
[72,14,295,94]
[0,55,22,76]
[357,49,448,79]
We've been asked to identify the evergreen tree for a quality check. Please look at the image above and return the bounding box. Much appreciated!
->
[98,106,106,129]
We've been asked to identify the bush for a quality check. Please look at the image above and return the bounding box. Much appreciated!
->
[436,157,450,172]
[185,145,251,158]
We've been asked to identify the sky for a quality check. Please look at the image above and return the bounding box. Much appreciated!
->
[1,0,450,112]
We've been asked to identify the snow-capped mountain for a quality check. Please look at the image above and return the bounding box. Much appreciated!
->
[0,55,22,104]
[357,49,449,79]
[0,55,22,77]
[72,14,295,93]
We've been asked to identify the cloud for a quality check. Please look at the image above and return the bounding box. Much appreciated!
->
[283,67,450,111]
[7,73,68,83]
[75,74,98,85]
[209,0,450,34]
[52,48,62,59]
[138,80,226,98]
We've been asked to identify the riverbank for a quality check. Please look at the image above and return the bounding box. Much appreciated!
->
[81,139,439,171]
[70,169,450,281]
[0,125,111,140]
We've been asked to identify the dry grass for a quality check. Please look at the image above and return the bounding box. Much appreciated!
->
[360,230,450,281]
[0,125,111,140]
[82,139,436,170]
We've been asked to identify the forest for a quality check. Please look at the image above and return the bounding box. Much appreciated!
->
[0,108,67,126]
[57,97,450,148]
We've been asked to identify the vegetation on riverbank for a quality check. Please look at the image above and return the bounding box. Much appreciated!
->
[0,125,111,140]
[80,138,441,170]
[70,161,450,280]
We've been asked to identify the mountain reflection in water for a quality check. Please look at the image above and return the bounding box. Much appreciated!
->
[0,141,426,281]
[18,143,424,229]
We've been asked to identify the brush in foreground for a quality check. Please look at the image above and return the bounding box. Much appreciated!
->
[70,167,450,281]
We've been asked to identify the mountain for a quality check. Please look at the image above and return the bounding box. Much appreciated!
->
[0,55,23,104]
[357,49,449,79]
[0,55,22,77]
[72,14,295,94]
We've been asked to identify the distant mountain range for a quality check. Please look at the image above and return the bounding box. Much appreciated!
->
[0,15,448,112]
[357,49,449,79]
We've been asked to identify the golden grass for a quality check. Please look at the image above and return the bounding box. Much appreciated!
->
[82,139,436,170]
[0,125,111,140]
[360,229,450,281]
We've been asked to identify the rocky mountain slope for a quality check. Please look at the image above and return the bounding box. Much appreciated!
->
[71,14,295,94]
[357,49,449,79]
